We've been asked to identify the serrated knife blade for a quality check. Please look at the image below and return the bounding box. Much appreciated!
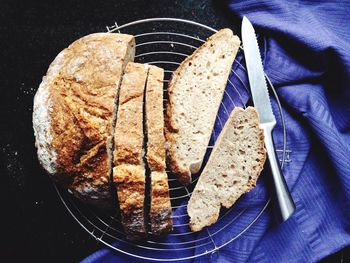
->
[242,16,295,221]
[242,16,275,124]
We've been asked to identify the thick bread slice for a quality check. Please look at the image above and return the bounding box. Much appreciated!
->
[187,107,266,232]
[32,33,135,208]
[145,66,173,235]
[113,62,149,240]
[113,62,148,166]
[166,29,241,185]
[146,66,166,172]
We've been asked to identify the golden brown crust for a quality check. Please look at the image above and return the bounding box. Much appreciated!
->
[33,33,135,207]
[113,164,147,239]
[164,73,179,133]
[150,171,173,235]
[113,63,149,239]
[145,66,166,171]
[70,141,112,208]
[113,63,149,166]
[145,66,173,235]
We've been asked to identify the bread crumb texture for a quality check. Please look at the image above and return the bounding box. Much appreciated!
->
[187,107,266,232]
[166,28,241,185]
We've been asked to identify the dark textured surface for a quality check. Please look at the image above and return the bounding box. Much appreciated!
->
[0,0,347,262]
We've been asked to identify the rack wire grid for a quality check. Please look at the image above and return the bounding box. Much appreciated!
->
[54,18,287,261]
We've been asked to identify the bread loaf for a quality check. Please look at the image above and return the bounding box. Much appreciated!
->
[145,66,173,235]
[187,107,266,232]
[33,33,135,207]
[165,29,241,185]
[113,62,149,239]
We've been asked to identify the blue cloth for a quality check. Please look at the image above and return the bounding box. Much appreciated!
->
[82,1,350,262]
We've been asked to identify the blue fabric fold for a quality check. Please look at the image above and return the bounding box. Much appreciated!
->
[82,1,350,262]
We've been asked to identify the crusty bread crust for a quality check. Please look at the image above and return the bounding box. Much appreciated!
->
[33,33,135,208]
[113,63,149,166]
[145,66,173,235]
[165,29,241,186]
[149,171,172,235]
[113,62,149,239]
[113,164,147,239]
[187,107,266,232]
[145,66,166,172]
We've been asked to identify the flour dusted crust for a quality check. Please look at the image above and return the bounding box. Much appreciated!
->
[33,33,135,207]
[165,29,241,185]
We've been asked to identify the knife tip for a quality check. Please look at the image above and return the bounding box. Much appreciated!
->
[242,16,253,33]
[242,16,248,29]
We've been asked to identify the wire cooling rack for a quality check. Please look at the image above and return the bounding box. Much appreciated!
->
[54,18,287,261]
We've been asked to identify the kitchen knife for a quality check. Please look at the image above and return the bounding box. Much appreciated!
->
[241,16,296,221]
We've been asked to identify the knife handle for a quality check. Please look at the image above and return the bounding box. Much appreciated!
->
[263,124,296,221]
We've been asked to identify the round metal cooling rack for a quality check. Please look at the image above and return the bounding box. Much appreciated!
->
[54,18,287,261]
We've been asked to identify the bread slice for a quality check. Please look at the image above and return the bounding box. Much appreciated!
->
[187,107,266,232]
[145,66,167,172]
[32,33,135,208]
[113,62,149,239]
[145,66,172,235]
[165,29,241,185]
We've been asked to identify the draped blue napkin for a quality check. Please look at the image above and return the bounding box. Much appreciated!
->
[82,1,350,262]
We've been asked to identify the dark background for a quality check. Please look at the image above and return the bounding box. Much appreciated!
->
[0,0,346,262]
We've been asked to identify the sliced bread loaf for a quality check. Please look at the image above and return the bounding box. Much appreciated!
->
[113,62,149,239]
[165,29,241,185]
[145,65,173,235]
[187,107,266,232]
[33,33,135,208]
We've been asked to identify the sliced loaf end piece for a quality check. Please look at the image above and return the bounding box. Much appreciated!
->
[145,65,173,235]
[165,28,241,186]
[187,107,266,232]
